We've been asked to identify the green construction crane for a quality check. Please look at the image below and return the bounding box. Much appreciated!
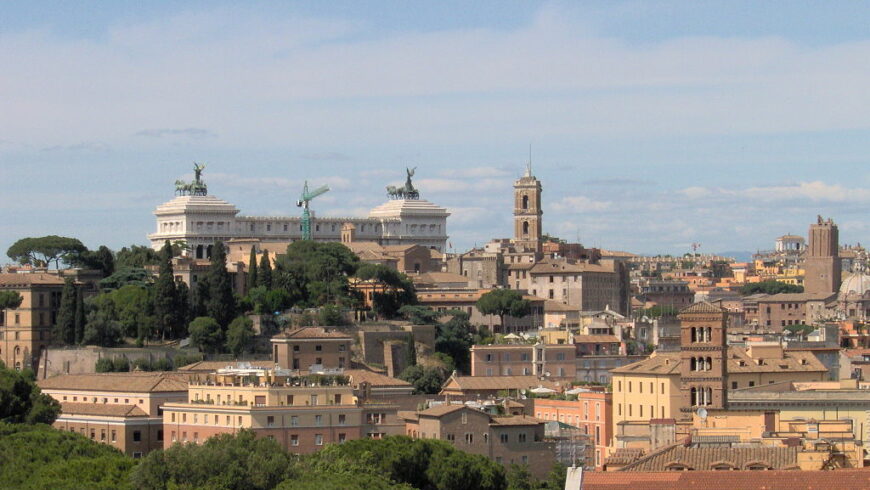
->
[296,181,330,240]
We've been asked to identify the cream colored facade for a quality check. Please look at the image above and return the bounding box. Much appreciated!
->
[0,273,64,373]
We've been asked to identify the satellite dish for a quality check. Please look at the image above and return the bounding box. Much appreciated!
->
[697,407,708,420]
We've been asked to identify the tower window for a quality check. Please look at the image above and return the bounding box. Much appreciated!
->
[522,195,529,209]
[523,221,529,235]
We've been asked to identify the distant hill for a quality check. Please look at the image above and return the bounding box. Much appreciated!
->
[716,251,753,262]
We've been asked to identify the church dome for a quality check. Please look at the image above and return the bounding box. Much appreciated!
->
[839,272,870,297]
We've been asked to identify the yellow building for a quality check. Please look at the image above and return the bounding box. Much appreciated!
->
[0,273,65,373]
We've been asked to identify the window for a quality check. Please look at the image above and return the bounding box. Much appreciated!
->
[133,431,141,442]
[465,433,474,444]
[157,430,163,441]
[315,344,322,351]
[500,433,509,443]
[315,434,323,446]
[338,433,346,443]
[291,416,299,426]
[111,430,117,442]
[267,416,275,427]
[133,452,143,459]
[315,415,323,426]
[518,433,526,443]
[338,414,346,425]
[291,434,299,446]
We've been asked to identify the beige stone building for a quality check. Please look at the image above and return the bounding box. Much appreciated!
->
[38,372,188,457]
[0,273,65,373]
[270,327,353,371]
[162,365,403,453]
[399,404,555,478]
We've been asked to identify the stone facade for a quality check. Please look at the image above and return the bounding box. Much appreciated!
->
[0,273,64,374]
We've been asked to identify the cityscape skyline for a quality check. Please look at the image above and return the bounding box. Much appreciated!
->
[3,1,870,257]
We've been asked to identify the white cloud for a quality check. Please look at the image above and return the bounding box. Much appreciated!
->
[551,196,611,212]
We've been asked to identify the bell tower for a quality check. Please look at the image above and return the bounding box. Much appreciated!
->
[804,216,841,295]
[678,301,728,419]
[513,158,543,253]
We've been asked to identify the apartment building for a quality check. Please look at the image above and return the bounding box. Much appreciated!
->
[534,389,612,468]
[399,404,555,478]
[161,365,402,452]
[38,372,188,456]
[0,273,65,373]
[271,327,353,371]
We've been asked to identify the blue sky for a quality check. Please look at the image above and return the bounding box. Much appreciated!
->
[2,1,870,258]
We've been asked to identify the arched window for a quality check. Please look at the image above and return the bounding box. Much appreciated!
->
[706,328,712,342]
[690,387,697,406]
[690,358,697,371]
[706,357,713,371]
[706,388,713,405]
[206,245,213,259]
[522,221,529,235]
[690,327,697,342]
[522,195,529,209]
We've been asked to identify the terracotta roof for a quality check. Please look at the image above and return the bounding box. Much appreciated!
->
[529,259,612,274]
[345,369,412,388]
[544,301,580,313]
[397,410,419,421]
[39,372,188,393]
[490,415,541,426]
[573,334,621,344]
[272,327,353,339]
[610,353,680,375]
[758,292,837,302]
[412,272,471,285]
[619,444,799,472]
[442,375,562,392]
[418,404,468,417]
[679,301,726,314]
[605,448,645,465]
[177,361,247,372]
[582,469,870,490]
[0,273,65,287]
[60,402,149,418]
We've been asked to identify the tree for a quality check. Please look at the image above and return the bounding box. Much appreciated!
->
[54,278,77,345]
[318,304,346,326]
[0,291,23,311]
[226,316,255,358]
[274,241,360,307]
[259,250,273,289]
[740,280,803,295]
[638,305,679,319]
[98,267,151,291]
[355,263,417,319]
[69,245,115,277]
[206,242,236,328]
[95,358,114,372]
[0,362,60,424]
[435,311,474,374]
[175,280,191,337]
[82,294,124,347]
[191,278,209,319]
[476,289,531,331]
[398,365,449,394]
[115,245,161,269]
[399,305,440,325]
[505,464,535,490]
[247,246,258,292]
[111,357,130,372]
[154,240,179,340]
[6,235,86,269]
[189,317,224,354]
[405,334,417,368]
[74,287,85,344]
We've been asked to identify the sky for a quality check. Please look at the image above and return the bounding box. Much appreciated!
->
[2,1,870,258]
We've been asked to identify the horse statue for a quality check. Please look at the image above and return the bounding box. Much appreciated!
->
[386,185,405,199]
[175,179,188,195]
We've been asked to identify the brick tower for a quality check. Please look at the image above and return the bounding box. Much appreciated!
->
[513,161,542,253]
[804,216,841,295]
[678,301,728,419]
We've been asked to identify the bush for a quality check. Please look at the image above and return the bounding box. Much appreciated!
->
[95,358,114,373]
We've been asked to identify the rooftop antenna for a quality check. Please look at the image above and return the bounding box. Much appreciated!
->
[526,143,533,177]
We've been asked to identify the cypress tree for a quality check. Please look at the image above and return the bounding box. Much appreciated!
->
[153,240,178,340]
[192,278,209,318]
[258,250,272,289]
[246,246,258,293]
[406,334,417,368]
[206,241,236,328]
[73,287,85,344]
[54,278,76,345]
[175,280,191,337]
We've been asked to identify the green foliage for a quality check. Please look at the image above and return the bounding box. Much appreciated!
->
[74,287,85,344]
[0,423,134,489]
[248,286,294,315]
[115,245,161,269]
[405,334,417,367]
[82,293,125,347]
[0,290,23,310]
[247,246,259,292]
[172,352,204,370]
[189,316,224,354]
[154,240,179,340]
[435,311,473,374]
[54,278,77,345]
[740,280,803,295]
[476,289,531,328]
[259,250,273,289]
[99,267,152,291]
[130,430,295,490]
[506,464,535,490]
[206,242,237,328]
[0,364,60,424]
[307,436,507,490]
[95,358,114,373]
[112,357,130,372]
[226,316,255,357]
[399,305,440,325]
[398,364,449,394]
[274,241,360,307]
[191,278,209,318]
[638,305,679,318]
[70,245,116,277]
[318,304,346,326]
[356,263,417,319]
[473,325,496,345]
[6,235,86,269]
